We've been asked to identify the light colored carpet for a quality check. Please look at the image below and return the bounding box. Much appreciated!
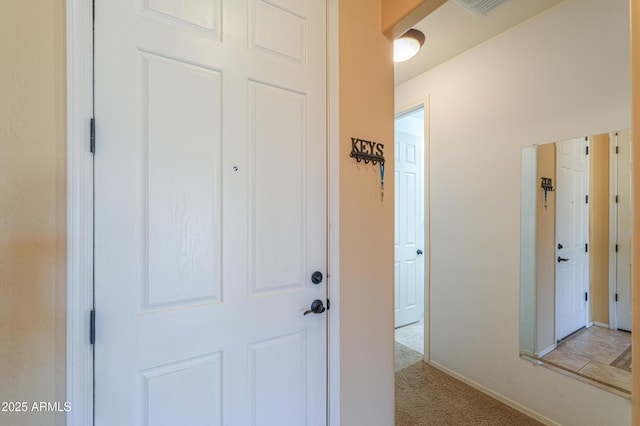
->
[395,343,544,426]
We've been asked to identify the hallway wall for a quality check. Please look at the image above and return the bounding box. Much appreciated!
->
[396,0,631,424]
[339,0,395,423]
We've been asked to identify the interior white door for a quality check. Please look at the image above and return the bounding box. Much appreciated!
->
[615,129,632,331]
[94,1,327,425]
[555,138,589,340]
[394,108,424,328]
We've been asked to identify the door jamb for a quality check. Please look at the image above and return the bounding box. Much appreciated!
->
[394,98,431,362]
[609,132,619,330]
[66,0,94,425]
[66,1,340,425]
[327,0,340,424]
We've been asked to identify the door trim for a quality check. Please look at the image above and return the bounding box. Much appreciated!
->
[608,130,632,331]
[395,98,430,362]
[609,132,618,329]
[327,0,341,424]
[66,0,94,424]
[66,1,340,424]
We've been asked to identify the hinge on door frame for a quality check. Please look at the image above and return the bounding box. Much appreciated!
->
[616,146,619,154]
[585,145,589,155]
[615,293,619,302]
[616,195,619,203]
[585,194,589,204]
[585,243,588,253]
[90,118,96,154]
[326,299,330,310]
[90,309,96,345]
[616,244,619,252]
[585,292,588,302]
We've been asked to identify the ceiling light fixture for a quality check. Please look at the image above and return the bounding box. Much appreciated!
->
[393,29,426,63]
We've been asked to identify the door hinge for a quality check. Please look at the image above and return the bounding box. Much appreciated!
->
[585,195,589,204]
[326,299,330,310]
[585,145,589,155]
[615,195,619,203]
[585,243,588,253]
[90,118,96,154]
[615,293,619,302]
[585,292,588,302]
[90,309,96,345]
[616,244,619,252]
[615,146,619,154]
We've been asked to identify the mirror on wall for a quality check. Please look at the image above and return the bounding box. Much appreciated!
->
[520,129,632,396]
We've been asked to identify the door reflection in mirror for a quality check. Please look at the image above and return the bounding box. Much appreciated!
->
[520,129,632,395]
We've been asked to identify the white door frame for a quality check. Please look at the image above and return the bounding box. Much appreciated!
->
[65,0,94,424]
[609,132,618,329]
[65,1,341,424]
[395,98,430,362]
[608,130,633,331]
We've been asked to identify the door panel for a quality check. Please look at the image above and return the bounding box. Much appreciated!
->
[249,332,306,425]
[142,353,223,425]
[94,0,327,424]
[144,52,223,309]
[143,0,221,37]
[250,82,306,293]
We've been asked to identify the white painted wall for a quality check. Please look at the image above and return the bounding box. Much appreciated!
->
[395,0,631,424]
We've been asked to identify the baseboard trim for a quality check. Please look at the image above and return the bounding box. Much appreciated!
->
[535,344,556,358]
[592,321,609,328]
[428,360,561,426]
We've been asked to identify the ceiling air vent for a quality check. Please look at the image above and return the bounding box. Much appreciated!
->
[453,0,511,16]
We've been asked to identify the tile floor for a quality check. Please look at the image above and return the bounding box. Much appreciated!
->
[395,319,424,354]
[540,325,631,396]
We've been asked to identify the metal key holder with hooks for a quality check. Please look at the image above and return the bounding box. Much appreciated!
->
[350,137,386,200]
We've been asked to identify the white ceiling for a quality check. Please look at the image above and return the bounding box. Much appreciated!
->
[394,0,565,85]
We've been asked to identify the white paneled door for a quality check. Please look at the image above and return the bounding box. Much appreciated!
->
[394,108,424,328]
[555,138,589,340]
[94,1,327,425]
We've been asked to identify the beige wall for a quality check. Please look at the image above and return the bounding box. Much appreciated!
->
[536,143,555,353]
[338,0,395,423]
[589,133,610,325]
[0,2,67,426]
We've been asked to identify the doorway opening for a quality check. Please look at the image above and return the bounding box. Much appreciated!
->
[394,104,427,358]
